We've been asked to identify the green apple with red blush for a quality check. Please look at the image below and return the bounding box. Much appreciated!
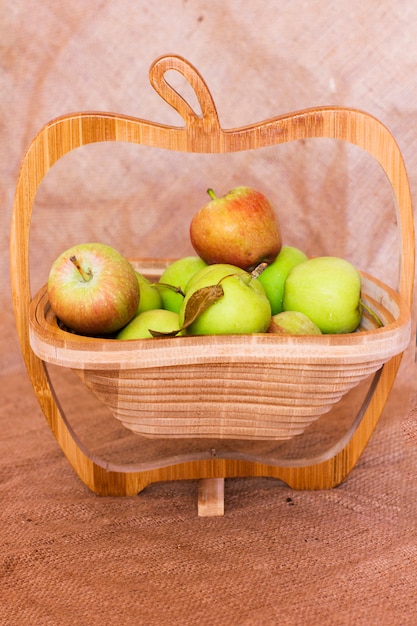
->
[47,243,139,336]
[268,310,322,335]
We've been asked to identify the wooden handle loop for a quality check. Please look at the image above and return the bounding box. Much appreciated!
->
[149,54,220,131]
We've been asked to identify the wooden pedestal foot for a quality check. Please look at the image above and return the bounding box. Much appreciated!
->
[198,478,225,516]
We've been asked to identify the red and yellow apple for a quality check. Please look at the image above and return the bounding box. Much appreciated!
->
[47,243,139,336]
[189,186,282,270]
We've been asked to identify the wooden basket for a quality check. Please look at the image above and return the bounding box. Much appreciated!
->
[29,270,409,441]
[10,54,414,514]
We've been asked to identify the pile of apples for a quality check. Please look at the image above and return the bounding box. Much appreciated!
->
[47,185,368,340]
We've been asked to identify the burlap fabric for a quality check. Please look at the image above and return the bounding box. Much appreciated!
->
[2,2,417,624]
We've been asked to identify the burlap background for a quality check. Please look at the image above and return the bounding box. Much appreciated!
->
[2,2,417,624]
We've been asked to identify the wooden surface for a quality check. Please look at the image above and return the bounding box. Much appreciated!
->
[9,54,415,511]
[198,478,225,516]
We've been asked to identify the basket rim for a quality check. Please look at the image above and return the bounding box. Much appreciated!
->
[29,269,411,371]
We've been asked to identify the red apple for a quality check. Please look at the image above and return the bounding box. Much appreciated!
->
[189,186,282,270]
[47,243,139,336]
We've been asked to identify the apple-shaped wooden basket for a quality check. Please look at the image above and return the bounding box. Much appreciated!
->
[11,55,414,514]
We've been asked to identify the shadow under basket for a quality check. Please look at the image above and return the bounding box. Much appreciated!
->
[10,54,415,514]
[30,269,410,442]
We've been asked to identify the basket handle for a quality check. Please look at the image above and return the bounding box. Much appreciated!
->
[149,54,221,132]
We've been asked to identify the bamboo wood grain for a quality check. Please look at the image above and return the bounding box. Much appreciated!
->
[198,478,225,517]
[10,54,414,507]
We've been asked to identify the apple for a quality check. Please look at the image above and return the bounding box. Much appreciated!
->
[183,262,227,294]
[158,256,207,313]
[268,311,322,335]
[179,263,271,335]
[189,186,282,270]
[257,245,308,315]
[135,271,162,314]
[47,243,139,336]
[116,309,183,339]
[283,256,362,334]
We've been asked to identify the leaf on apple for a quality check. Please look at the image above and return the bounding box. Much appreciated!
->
[183,283,225,326]
[148,283,225,337]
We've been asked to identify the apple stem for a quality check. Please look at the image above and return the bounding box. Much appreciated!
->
[70,255,93,282]
[360,298,383,328]
[250,262,268,280]
[157,282,186,297]
[207,188,218,201]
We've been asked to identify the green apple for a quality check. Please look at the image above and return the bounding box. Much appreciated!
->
[184,260,264,294]
[135,271,162,314]
[179,263,271,335]
[158,256,207,313]
[47,242,139,336]
[257,245,308,315]
[183,262,232,294]
[283,256,362,334]
[268,310,322,335]
[189,186,282,270]
[116,309,183,339]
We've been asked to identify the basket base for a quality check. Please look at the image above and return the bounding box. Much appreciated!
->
[46,360,376,463]
[72,355,387,441]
